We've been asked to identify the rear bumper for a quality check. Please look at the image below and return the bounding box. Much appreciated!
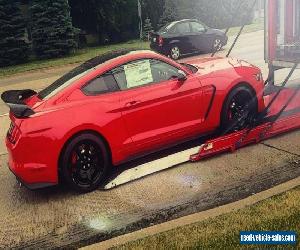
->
[8,163,56,190]
[6,137,59,190]
[150,43,169,55]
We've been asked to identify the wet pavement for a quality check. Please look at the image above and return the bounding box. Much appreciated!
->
[0,131,299,248]
[0,30,299,248]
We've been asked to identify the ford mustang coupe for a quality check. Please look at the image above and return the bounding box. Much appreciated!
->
[2,49,264,192]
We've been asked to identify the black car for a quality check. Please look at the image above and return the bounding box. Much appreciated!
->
[150,19,228,60]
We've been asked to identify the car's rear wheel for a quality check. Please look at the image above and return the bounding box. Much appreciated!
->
[221,86,257,133]
[61,133,109,192]
[212,37,223,52]
[170,46,181,60]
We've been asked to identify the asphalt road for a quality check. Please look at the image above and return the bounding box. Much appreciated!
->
[0,30,299,249]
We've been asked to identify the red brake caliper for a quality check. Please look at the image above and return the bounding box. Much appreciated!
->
[71,152,77,172]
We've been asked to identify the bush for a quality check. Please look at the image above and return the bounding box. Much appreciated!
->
[0,0,29,67]
[143,18,153,41]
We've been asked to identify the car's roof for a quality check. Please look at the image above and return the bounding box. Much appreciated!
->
[85,49,157,68]
[179,19,198,22]
[160,19,201,32]
[71,49,157,74]
[38,49,160,99]
[169,19,198,26]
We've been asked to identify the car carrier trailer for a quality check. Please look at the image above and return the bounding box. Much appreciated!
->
[191,0,300,161]
[103,0,300,189]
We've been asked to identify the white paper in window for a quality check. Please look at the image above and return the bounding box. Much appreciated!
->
[124,60,153,88]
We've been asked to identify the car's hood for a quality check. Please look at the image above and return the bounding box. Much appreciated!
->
[185,57,258,75]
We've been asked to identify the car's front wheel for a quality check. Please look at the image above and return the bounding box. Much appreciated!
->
[221,86,257,133]
[61,133,109,192]
[170,46,181,60]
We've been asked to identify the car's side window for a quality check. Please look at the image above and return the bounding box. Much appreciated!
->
[111,59,154,90]
[111,59,181,90]
[82,73,119,95]
[175,22,191,34]
[190,22,206,33]
[111,66,127,90]
[150,59,181,83]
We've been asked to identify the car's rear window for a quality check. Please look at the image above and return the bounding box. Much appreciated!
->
[158,23,175,33]
[175,22,191,33]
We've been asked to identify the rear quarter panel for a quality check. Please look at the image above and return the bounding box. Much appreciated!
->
[17,93,131,184]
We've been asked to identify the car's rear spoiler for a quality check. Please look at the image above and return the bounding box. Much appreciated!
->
[1,89,37,118]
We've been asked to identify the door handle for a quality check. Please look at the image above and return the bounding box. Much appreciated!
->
[125,100,141,107]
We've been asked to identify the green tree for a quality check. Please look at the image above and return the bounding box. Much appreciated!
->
[222,0,255,27]
[184,0,255,29]
[69,0,139,44]
[141,0,165,30]
[0,0,29,67]
[143,17,153,40]
[156,0,255,30]
[158,0,178,28]
[30,0,77,59]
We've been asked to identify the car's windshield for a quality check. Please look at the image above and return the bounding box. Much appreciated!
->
[180,63,198,73]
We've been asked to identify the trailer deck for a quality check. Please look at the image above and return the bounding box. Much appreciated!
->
[191,87,300,162]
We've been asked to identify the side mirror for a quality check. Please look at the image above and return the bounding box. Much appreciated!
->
[177,70,187,81]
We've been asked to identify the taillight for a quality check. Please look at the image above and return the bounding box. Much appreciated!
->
[8,122,15,137]
[7,122,20,144]
[158,36,163,46]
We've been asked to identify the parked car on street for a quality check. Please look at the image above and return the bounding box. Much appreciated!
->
[150,19,228,60]
[2,49,264,192]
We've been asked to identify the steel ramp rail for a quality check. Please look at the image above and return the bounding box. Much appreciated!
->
[103,147,200,190]
[190,87,300,162]
[190,111,300,162]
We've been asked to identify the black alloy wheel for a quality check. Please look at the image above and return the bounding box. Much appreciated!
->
[221,86,257,133]
[61,133,109,192]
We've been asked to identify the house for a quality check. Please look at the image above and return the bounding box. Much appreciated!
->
[255,0,265,18]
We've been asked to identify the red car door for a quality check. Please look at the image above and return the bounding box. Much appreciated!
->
[113,58,207,155]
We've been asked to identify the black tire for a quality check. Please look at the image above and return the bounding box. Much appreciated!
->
[221,85,258,133]
[61,133,109,193]
[212,37,223,52]
[169,45,181,60]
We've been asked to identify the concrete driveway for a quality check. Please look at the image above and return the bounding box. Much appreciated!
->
[0,30,299,248]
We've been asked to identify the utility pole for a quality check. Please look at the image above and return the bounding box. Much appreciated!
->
[138,0,143,39]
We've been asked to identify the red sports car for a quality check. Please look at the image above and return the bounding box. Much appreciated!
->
[2,49,265,192]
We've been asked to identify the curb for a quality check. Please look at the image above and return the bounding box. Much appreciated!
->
[81,176,300,250]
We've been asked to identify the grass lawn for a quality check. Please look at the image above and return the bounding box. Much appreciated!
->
[0,40,150,78]
[114,186,299,249]
[0,18,264,78]
[226,18,264,36]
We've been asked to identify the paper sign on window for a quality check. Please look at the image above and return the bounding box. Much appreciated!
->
[124,60,153,88]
